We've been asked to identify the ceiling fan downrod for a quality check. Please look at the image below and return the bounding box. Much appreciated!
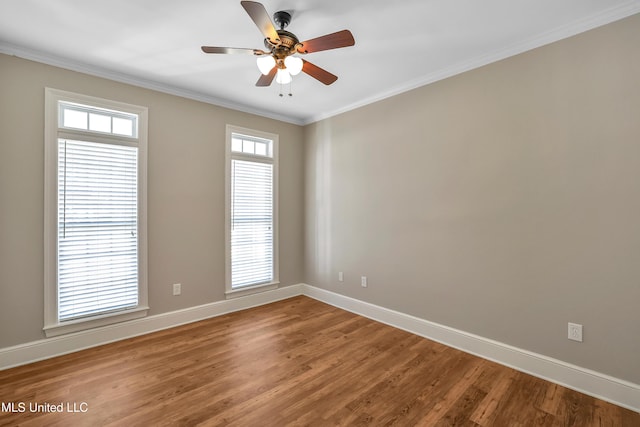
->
[273,10,291,30]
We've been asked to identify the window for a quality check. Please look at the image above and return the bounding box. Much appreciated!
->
[226,125,279,297]
[44,88,148,337]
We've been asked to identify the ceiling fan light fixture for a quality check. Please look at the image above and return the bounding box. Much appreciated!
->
[284,56,303,75]
[202,2,355,89]
[256,55,276,75]
[276,68,292,84]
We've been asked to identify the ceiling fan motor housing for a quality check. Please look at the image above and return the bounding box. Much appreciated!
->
[264,28,300,68]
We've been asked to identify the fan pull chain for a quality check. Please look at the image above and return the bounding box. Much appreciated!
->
[278,80,293,97]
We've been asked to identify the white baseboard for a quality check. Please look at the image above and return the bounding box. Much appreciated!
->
[0,284,303,371]
[301,284,640,413]
[1,282,638,412]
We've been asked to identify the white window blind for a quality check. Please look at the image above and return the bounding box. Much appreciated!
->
[58,139,139,320]
[44,88,147,336]
[230,159,274,288]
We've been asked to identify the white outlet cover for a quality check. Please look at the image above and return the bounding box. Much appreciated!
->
[568,322,583,342]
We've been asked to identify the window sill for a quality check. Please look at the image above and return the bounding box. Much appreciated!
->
[43,306,149,338]
[225,281,279,299]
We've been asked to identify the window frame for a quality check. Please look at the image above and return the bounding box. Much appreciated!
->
[43,88,149,337]
[225,124,279,298]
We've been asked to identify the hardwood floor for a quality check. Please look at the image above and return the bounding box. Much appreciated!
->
[0,296,637,426]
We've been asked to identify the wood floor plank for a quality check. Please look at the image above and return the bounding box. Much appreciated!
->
[536,382,565,417]
[469,367,515,426]
[0,296,637,426]
[434,385,486,427]
[410,359,486,426]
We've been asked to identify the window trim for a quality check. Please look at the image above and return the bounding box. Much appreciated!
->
[43,88,149,337]
[225,124,279,299]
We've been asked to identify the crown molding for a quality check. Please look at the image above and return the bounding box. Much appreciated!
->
[304,2,640,125]
[2,2,639,127]
[0,42,305,126]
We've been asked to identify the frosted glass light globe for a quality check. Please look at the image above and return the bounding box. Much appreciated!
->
[256,56,276,75]
[284,56,303,75]
[276,69,292,84]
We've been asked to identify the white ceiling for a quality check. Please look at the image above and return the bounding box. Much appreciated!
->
[1,1,639,125]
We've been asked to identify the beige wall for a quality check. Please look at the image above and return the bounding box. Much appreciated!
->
[1,13,639,385]
[0,54,305,348]
[304,14,640,383]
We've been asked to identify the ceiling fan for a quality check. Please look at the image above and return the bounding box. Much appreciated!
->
[201,1,355,88]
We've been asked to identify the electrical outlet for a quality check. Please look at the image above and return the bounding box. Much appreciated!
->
[361,276,367,287]
[568,322,583,342]
[338,272,344,282]
[173,283,181,296]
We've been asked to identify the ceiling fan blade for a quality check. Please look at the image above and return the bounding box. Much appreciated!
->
[302,60,338,85]
[297,30,355,54]
[241,1,280,45]
[201,46,267,55]
[256,67,277,86]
